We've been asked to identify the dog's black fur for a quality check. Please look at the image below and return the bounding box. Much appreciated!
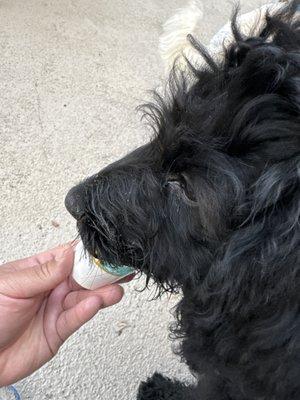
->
[65,2,300,399]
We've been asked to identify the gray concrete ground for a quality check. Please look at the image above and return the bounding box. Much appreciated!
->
[0,0,262,399]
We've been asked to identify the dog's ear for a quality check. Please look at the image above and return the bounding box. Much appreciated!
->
[248,156,299,257]
[233,155,298,284]
[173,156,300,396]
[198,152,299,317]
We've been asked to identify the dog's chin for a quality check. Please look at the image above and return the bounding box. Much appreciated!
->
[78,224,191,295]
[77,221,132,268]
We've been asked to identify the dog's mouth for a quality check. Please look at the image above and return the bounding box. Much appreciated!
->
[76,217,134,270]
[77,219,109,259]
[80,237,100,260]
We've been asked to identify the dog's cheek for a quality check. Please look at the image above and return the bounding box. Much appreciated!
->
[140,199,211,288]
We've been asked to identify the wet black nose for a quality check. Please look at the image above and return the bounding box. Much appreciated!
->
[65,186,85,220]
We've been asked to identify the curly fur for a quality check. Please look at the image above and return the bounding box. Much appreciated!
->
[65,2,300,399]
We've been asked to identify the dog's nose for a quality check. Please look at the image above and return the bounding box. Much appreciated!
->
[65,186,85,220]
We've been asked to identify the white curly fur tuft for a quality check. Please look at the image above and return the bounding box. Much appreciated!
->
[159,0,204,74]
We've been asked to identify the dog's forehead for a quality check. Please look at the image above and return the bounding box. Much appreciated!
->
[101,134,200,176]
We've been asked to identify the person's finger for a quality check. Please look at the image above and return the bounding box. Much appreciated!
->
[0,245,74,298]
[56,296,103,342]
[43,281,72,354]
[3,241,78,271]
[63,284,124,310]
[30,240,78,266]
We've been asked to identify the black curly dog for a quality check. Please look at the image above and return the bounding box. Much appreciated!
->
[65,2,300,399]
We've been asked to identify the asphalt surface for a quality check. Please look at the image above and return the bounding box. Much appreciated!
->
[0,1,262,399]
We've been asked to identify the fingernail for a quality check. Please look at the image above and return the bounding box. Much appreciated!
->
[55,244,74,261]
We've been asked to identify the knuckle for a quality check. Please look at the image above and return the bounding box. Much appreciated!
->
[73,307,82,327]
[35,260,53,281]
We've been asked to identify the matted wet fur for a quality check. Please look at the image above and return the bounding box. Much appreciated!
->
[65,2,300,399]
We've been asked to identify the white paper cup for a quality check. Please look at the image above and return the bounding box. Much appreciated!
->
[72,241,135,290]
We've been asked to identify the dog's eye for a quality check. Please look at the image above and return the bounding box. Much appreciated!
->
[165,174,186,189]
[164,173,196,203]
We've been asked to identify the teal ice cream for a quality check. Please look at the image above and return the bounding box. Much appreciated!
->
[72,241,134,289]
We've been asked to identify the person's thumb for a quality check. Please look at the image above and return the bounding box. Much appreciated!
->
[0,245,74,298]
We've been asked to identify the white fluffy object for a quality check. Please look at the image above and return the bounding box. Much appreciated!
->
[159,1,286,75]
[159,0,204,73]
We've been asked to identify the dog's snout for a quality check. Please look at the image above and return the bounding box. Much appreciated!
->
[65,186,85,220]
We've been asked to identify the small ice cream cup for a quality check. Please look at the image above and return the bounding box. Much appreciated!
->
[72,241,135,290]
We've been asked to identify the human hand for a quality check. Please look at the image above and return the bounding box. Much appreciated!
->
[0,244,126,386]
